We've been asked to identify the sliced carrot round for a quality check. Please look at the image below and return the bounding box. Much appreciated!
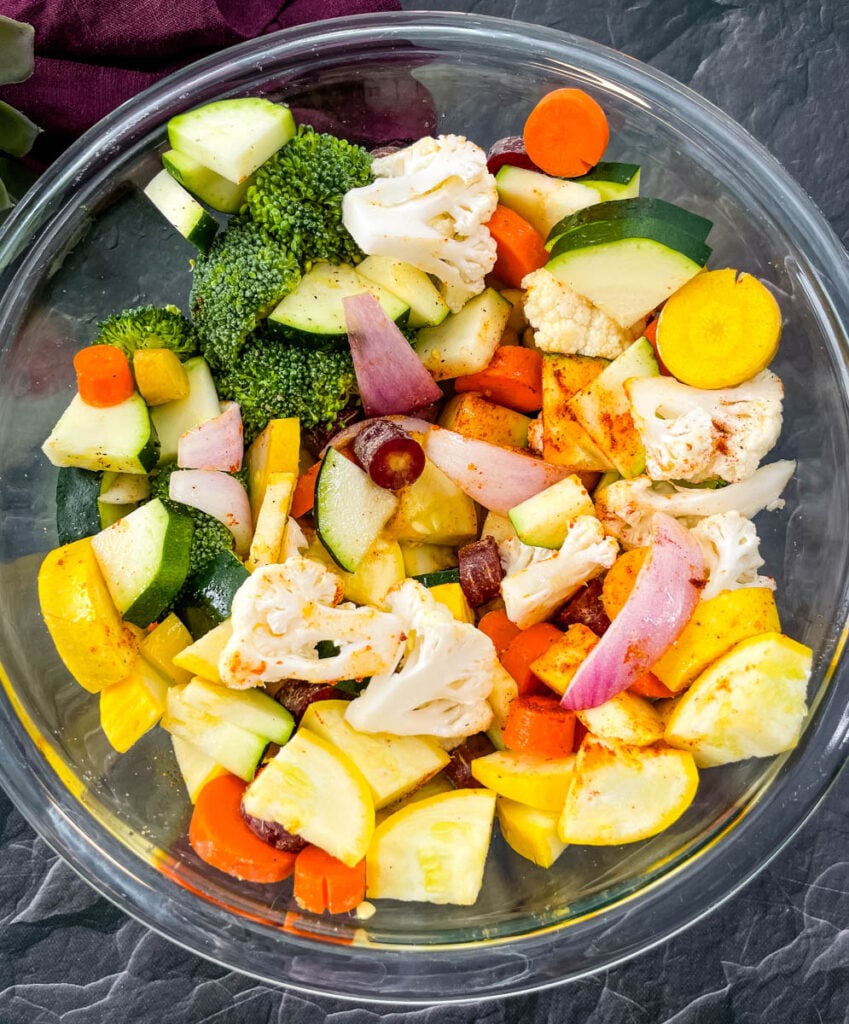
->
[523,88,610,178]
[486,204,550,289]
[656,268,782,389]
[73,344,135,407]
[189,773,297,884]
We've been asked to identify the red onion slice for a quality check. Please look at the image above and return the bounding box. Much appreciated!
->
[343,292,443,417]
[560,514,703,711]
[169,469,253,557]
[177,401,244,473]
[423,426,571,514]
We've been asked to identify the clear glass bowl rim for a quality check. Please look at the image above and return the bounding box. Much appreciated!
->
[1,10,849,1005]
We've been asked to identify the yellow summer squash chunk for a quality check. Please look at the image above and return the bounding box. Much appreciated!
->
[656,268,782,389]
[132,348,190,406]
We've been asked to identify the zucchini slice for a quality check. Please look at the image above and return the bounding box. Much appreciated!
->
[267,262,409,341]
[315,447,399,573]
[43,392,159,475]
[414,288,512,380]
[545,220,711,329]
[167,98,296,184]
[573,162,641,201]
[56,467,102,545]
[495,164,599,238]
[355,256,450,328]
[150,356,221,464]
[144,169,218,253]
[547,196,712,248]
[177,550,250,640]
[161,149,254,214]
[90,498,194,628]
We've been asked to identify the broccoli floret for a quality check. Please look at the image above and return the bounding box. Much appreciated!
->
[94,304,199,359]
[244,124,373,268]
[213,327,360,444]
[190,215,301,370]
[149,462,235,579]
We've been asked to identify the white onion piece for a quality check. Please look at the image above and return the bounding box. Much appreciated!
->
[423,426,571,514]
[343,292,443,417]
[320,415,434,457]
[177,401,244,472]
[169,469,253,557]
[560,513,704,711]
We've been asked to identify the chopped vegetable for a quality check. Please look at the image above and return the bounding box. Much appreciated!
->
[177,402,244,473]
[133,348,190,406]
[499,621,563,695]
[560,514,703,711]
[477,608,522,656]
[453,344,543,414]
[294,846,367,914]
[523,88,610,178]
[169,468,252,557]
[486,204,550,288]
[189,774,298,883]
[352,419,426,491]
[290,461,321,519]
[502,694,577,759]
[656,268,782,389]
[342,293,442,417]
[73,345,135,407]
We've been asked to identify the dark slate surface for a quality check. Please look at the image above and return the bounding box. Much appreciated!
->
[2,0,849,1020]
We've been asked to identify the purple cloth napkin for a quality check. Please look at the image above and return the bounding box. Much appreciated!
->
[0,0,403,158]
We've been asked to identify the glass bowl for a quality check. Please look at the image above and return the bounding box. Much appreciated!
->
[1,11,848,1005]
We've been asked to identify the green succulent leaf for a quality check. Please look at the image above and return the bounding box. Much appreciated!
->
[0,16,34,86]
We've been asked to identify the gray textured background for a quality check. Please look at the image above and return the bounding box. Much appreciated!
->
[2,0,849,1020]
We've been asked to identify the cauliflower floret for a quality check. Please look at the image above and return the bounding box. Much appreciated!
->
[279,516,308,561]
[499,515,619,629]
[690,511,775,600]
[219,557,406,689]
[594,461,796,548]
[522,268,634,359]
[342,135,497,312]
[344,579,505,738]
[626,370,783,484]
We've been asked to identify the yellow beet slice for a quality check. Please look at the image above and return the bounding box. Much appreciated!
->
[100,658,170,753]
[246,471,296,571]
[471,748,575,811]
[559,736,699,844]
[172,618,233,684]
[664,632,812,767]
[497,795,567,868]
[132,348,190,406]
[246,417,300,520]
[366,789,495,905]
[140,612,194,686]
[38,538,142,692]
[656,268,782,389]
[242,728,375,867]
[653,587,780,692]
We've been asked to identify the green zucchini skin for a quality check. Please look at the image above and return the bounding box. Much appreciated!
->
[575,162,641,186]
[177,550,250,639]
[547,197,713,248]
[412,567,462,588]
[56,467,103,545]
[547,217,712,267]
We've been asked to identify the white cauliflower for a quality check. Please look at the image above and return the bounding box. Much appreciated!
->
[219,557,406,689]
[279,516,308,560]
[522,268,634,359]
[594,460,796,548]
[344,579,504,738]
[342,134,497,312]
[499,515,619,629]
[691,511,775,600]
[626,370,783,484]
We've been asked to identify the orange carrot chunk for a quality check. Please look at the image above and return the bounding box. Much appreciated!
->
[454,344,543,413]
[290,461,321,519]
[628,671,676,699]
[478,608,522,656]
[294,845,366,914]
[73,344,135,407]
[500,622,564,695]
[486,203,550,289]
[188,774,297,884]
[502,694,576,759]
[523,88,610,178]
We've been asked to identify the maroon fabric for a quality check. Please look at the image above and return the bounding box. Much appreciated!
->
[0,0,403,157]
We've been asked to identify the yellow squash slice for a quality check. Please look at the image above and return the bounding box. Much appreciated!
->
[497,795,567,868]
[664,632,812,767]
[243,728,374,867]
[471,749,575,812]
[559,737,698,845]
[367,789,496,905]
[577,690,666,747]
